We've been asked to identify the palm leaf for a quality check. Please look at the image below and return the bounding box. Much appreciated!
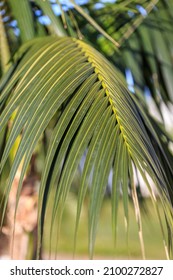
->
[75,0,173,106]
[0,36,173,258]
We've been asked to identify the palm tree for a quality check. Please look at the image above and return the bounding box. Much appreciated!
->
[0,0,173,259]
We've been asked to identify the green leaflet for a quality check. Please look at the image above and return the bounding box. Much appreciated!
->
[8,0,35,42]
[74,105,113,249]
[88,116,117,258]
[34,0,66,36]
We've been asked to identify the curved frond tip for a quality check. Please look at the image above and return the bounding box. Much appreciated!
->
[0,36,173,259]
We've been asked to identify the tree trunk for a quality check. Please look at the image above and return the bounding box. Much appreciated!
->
[0,169,39,259]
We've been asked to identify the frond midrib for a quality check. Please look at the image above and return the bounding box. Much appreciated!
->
[76,39,131,152]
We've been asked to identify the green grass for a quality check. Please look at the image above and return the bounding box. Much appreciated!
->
[43,193,168,259]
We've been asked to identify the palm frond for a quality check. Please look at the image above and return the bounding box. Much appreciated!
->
[75,0,173,106]
[0,36,173,258]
